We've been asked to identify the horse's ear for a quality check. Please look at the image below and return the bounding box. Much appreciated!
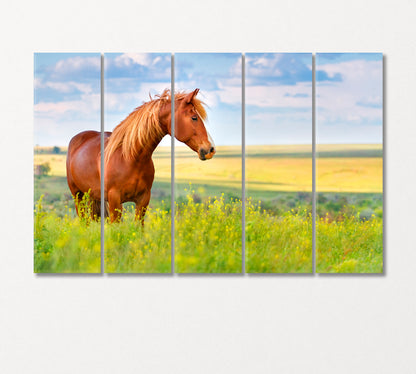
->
[185,88,200,104]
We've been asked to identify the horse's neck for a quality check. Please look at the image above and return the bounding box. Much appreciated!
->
[131,101,170,161]
[132,122,167,162]
[145,131,166,156]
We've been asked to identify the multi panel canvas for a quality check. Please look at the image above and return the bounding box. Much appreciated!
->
[33,52,383,275]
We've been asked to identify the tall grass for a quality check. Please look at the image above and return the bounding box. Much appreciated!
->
[104,205,171,273]
[34,195,101,273]
[246,199,312,273]
[175,192,242,273]
[316,213,383,273]
[34,191,383,274]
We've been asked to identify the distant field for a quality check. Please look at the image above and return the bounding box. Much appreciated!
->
[34,143,382,194]
[318,158,382,193]
[35,154,67,176]
[317,144,383,193]
[34,143,383,218]
[176,144,382,195]
[317,143,382,158]
[247,144,382,194]
[34,146,68,155]
[175,145,241,191]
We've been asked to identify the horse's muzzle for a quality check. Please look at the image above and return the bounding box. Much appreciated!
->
[199,146,216,161]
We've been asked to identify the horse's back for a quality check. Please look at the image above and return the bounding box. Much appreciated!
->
[67,131,101,199]
[68,130,100,153]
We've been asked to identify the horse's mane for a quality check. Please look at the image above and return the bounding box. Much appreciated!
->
[104,89,207,164]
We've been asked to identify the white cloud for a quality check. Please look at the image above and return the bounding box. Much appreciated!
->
[246,82,311,108]
[176,80,240,109]
[54,56,100,74]
[35,79,93,94]
[105,82,171,112]
[245,54,283,77]
[198,90,220,108]
[34,117,100,147]
[153,56,162,65]
[246,112,311,145]
[248,110,311,123]
[216,83,241,106]
[175,80,220,108]
[34,77,42,89]
[114,53,153,67]
[34,93,100,117]
[317,59,383,128]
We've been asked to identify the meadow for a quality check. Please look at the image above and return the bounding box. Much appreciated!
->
[316,144,383,273]
[34,143,383,273]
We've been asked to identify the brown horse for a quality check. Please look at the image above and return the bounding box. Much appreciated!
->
[66,88,215,222]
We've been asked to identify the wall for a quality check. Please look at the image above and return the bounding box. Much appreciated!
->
[0,0,415,372]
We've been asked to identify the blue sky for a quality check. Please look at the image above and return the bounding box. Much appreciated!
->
[175,53,242,146]
[104,53,171,145]
[34,52,383,147]
[245,53,312,145]
[316,53,383,144]
[34,53,101,146]
[106,53,243,147]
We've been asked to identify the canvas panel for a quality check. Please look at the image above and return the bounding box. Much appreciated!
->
[316,53,383,273]
[174,53,243,273]
[34,53,102,273]
[245,53,313,273]
[103,53,172,273]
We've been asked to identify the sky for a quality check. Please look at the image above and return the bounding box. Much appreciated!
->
[246,53,312,145]
[34,53,101,147]
[175,53,242,146]
[34,52,383,147]
[104,53,171,146]
[106,53,242,147]
[316,53,383,144]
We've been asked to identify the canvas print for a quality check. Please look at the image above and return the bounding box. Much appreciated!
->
[34,53,101,273]
[174,53,242,273]
[103,53,172,273]
[245,53,313,273]
[33,51,383,276]
[316,53,383,273]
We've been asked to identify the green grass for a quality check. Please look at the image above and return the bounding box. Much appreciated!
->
[34,191,383,274]
[246,199,312,273]
[316,214,383,273]
[34,196,101,273]
[104,206,171,273]
[175,192,242,273]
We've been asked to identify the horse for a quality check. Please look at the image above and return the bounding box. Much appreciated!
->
[66,88,216,223]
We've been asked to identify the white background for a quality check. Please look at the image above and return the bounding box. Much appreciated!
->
[0,0,415,373]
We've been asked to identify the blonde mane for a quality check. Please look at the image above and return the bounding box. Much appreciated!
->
[104,89,207,164]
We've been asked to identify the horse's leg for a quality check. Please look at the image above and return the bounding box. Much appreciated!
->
[67,176,83,218]
[73,191,84,217]
[108,189,122,223]
[135,190,151,223]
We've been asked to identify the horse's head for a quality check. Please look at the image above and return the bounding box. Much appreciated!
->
[173,89,216,161]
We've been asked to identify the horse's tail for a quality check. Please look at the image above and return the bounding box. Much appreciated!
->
[104,201,109,219]
[91,199,110,220]
[91,199,102,221]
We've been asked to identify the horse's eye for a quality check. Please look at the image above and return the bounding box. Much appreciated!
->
[191,116,198,121]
